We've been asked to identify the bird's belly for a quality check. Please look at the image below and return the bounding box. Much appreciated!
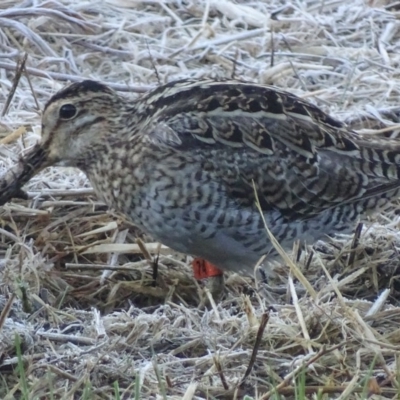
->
[128,204,268,273]
[124,198,359,274]
[91,172,362,274]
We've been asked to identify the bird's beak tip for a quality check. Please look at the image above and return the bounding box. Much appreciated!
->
[0,144,50,206]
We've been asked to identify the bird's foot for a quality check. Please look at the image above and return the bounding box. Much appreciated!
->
[192,258,225,301]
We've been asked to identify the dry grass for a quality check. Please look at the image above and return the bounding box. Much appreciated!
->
[2,0,400,399]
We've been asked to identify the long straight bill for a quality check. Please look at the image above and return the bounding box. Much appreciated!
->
[0,144,49,206]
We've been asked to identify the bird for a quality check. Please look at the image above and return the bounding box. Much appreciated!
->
[1,78,400,281]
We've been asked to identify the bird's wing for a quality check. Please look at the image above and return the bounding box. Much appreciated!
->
[141,79,400,219]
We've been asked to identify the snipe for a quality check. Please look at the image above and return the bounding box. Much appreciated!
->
[1,79,400,279]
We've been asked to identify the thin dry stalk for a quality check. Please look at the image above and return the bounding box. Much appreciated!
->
[2,52,27,116]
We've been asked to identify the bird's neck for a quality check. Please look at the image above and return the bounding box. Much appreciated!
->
[78,133,145,212]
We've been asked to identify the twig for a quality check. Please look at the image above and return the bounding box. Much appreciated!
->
[152,247,160,287]
[0,293,15,334]
[2,52,27,116]
[214,355,229,390]
[239,312,269,387]
[23,59,40,112]
[0,61,152,93]
[146,40,161,85]
[252,180,318,299]
[231,48,239,79]
[270,27,275,68]
[347,222,363,266]
[36,331,96,345]
[64,263,145,271]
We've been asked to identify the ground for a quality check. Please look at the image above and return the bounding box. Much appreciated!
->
[1,0,400,399]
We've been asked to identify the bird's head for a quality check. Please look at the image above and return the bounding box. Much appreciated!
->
[0,80,122,205]
[40,80,120,166]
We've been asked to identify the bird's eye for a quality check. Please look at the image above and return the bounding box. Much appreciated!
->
[59,104,77,120]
